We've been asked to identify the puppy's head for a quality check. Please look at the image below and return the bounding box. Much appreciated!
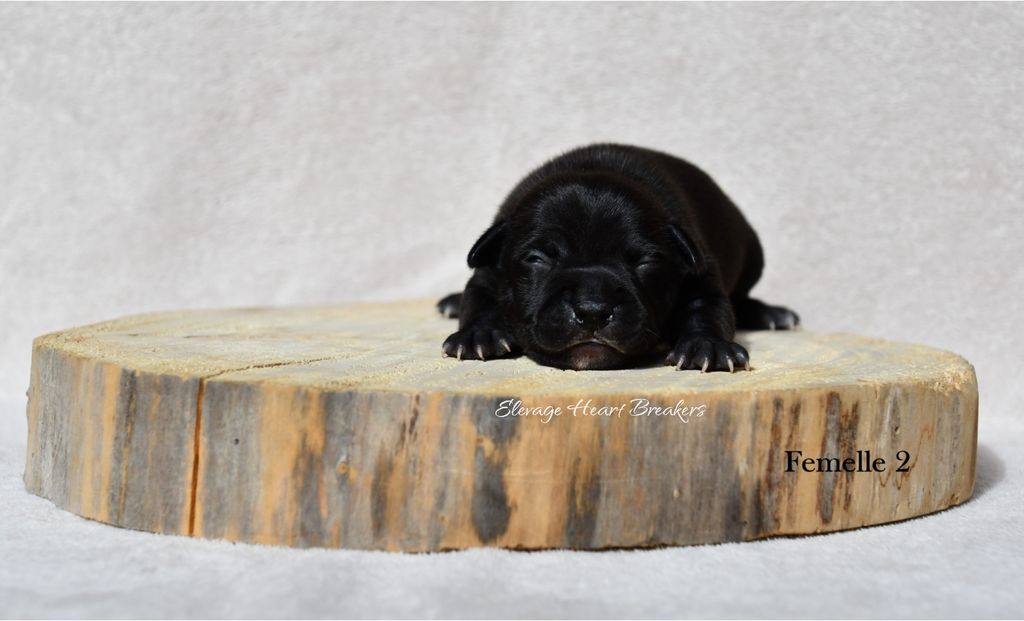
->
[469,180,701,370]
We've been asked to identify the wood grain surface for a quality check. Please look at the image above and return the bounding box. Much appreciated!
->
[24,299,978,551]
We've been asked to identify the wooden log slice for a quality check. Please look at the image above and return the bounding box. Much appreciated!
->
[24,299,978,551]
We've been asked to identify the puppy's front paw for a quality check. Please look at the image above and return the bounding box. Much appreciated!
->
[442,326,518,361]
[665,336,750,373]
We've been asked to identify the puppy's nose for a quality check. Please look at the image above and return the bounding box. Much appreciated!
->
[572,300,613,330]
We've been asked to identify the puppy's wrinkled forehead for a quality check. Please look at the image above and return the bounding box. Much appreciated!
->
[517,184,660,260]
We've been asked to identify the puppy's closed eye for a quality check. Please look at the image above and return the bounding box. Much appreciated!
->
[633,256,662,271]
[523,251,552,267]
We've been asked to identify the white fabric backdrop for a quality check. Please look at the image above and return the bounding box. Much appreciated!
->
[1,3,1021,618]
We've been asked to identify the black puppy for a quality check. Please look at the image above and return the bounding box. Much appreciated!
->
[437,143,798,372]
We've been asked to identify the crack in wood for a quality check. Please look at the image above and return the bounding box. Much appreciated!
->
[203,356,340,380]
[188,378,204,536]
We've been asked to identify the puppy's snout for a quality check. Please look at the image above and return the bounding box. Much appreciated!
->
[571,299,613,330]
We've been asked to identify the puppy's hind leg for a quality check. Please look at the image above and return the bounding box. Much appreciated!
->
[732,297,800,331]
[729,235,799,331]
[436,292,463,319]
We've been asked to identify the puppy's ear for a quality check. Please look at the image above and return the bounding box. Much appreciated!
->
[670,224,702,269]
[467,220,507,268]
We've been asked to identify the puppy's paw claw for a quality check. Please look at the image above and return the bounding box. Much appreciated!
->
[665,336,750,373]
[442,327,519,361]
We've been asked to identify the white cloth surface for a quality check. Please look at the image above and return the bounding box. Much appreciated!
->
[0,3,1021,618]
